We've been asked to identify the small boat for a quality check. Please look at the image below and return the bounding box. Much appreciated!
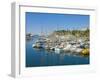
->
[55,47,60,53]
[32,39,45,49]
[32,44,35,47]
[32,43,43,48]
[63,44,71,51]
[75,48,82,53]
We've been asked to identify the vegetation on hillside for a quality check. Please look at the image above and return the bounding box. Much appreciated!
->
[53,28,89,38]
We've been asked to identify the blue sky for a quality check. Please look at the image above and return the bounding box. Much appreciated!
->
[26,12,89,35]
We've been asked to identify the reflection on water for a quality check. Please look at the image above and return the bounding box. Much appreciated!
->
[26,39,89,67]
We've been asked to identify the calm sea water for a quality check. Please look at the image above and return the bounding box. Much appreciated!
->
[26,37,89,67]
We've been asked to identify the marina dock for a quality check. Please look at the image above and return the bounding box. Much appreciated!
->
[31,29,89,56]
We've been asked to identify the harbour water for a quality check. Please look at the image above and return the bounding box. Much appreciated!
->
[26,37,89,67]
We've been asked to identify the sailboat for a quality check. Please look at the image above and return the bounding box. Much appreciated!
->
[32,26,46,49]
